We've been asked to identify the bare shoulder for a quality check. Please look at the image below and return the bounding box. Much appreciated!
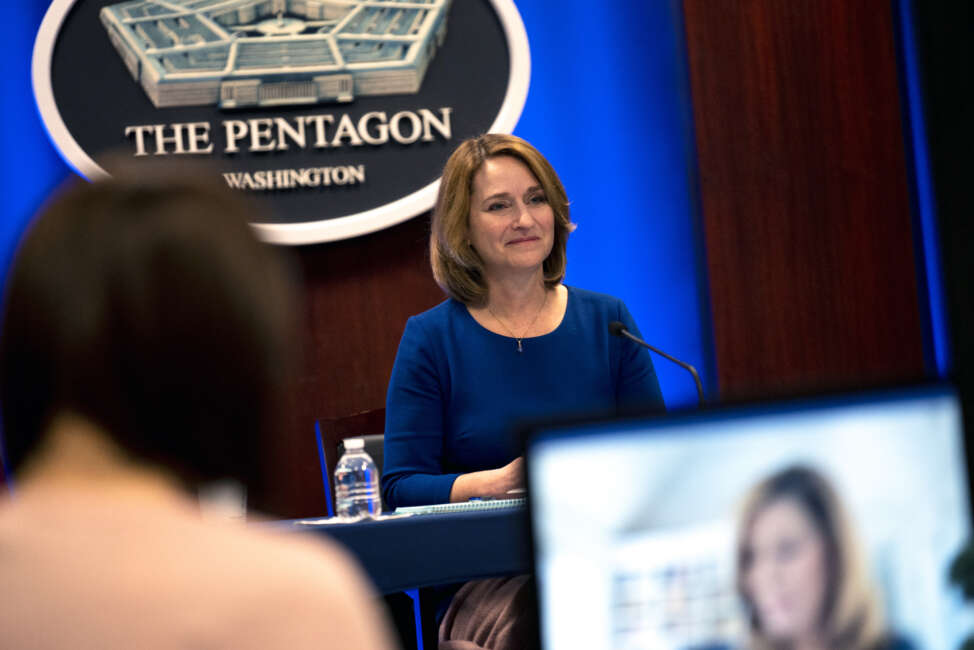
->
[0,492,397,650]
[189,521,398,650]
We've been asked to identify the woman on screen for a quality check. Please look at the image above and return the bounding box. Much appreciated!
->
[382,134,665,648]
[736,465,914,650]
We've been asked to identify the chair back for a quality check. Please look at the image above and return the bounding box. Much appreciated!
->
[315,408,386,516]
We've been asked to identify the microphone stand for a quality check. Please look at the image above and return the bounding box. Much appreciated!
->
[610,322,705,406]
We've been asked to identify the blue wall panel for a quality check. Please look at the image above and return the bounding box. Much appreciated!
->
[513,0,713,406]
[1,4,71,282]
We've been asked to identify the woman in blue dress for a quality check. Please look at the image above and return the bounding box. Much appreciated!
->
[382,134,666,649]
[383,134,665,510]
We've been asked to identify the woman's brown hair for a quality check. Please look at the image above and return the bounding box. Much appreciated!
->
[430,134,574,305]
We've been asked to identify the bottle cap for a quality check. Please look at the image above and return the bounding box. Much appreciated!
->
[344,437,365,450]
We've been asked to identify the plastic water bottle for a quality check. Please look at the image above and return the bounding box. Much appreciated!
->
[333,438,382,519]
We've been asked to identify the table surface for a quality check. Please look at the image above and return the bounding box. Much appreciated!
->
[283,506,533,594]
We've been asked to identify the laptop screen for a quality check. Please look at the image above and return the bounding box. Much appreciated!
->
[526,385,971,649]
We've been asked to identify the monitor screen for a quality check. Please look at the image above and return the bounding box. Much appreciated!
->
[527,385,972,649]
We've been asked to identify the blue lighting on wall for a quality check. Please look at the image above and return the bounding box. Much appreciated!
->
[514,0,713,407]
[896,0,950,377]
[1,5,71,289]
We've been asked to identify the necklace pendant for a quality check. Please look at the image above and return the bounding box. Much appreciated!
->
[516,339,523,353]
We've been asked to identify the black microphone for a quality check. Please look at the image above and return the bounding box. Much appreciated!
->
[609,321,705,406]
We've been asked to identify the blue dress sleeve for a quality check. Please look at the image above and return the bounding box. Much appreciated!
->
[614,300,665,412]
[382,316,461,508]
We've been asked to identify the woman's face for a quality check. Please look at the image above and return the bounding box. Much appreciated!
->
[744,497,829,643]
[467,155,554,281]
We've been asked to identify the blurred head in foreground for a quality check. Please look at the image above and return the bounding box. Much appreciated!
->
[0,162,294,493]
[736,465,887,650]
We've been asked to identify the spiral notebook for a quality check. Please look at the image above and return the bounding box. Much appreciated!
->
[393,497,526,516]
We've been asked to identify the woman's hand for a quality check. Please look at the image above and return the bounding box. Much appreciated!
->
[492,456,525,495]
[449,457,525,502]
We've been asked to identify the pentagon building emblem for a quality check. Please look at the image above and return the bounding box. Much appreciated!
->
[34,0,529,244]
[99,0,452,109]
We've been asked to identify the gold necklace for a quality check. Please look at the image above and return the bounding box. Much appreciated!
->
[487,289,548,353]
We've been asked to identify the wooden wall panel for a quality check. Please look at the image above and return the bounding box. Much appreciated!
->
[682,0,927,399]
[253,214,444,518]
